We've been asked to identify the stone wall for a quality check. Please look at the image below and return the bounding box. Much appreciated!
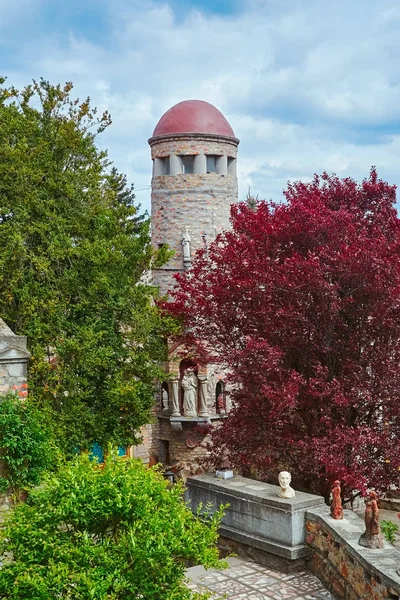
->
[306,506,400,600]
[186,474,325,569]
[0,318,30,399]
[150,133,238,296]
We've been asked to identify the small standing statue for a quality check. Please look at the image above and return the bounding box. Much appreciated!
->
[161,387,169,412]
[218,445,231,471]
[278,471,295,499]
[182,228,191,270]
[330,480,344,520]
[215,444,233,479]
[358,491,384,549]
[182,368,198,417]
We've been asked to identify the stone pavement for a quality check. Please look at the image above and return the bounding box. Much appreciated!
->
[186,557,335,599]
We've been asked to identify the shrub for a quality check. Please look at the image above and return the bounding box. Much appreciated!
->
[381,519,399,545]
[0,451,225,599]
[0,393,56,500]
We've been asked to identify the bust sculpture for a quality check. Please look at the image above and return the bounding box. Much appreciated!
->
[358,491,383,549]
[330,480,344,520]
[278,471,295,499]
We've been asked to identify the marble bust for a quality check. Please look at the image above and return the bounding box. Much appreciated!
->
[278,471,295,499]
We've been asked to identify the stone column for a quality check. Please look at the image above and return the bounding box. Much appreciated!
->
[194,153,206,174]
[198,376,209,418]
[171,378,181,416]
[216,155,227,175]
[169,154,182,175]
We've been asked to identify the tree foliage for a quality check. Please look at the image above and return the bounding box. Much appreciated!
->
[0,78,173,453]
[0,393,57,499]
[168,170,400,497]
[0,453,224,599]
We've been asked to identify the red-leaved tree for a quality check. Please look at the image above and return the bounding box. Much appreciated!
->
[168,170,400,498]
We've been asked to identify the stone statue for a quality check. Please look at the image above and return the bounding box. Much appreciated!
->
[216,393,226,414]
[358,491,384,549]
[330,480,344,520]
[182,228,191,269]
[182,368,197,417]
[278,471,295,499]
[161,387,169,412]
[218,445,231,471]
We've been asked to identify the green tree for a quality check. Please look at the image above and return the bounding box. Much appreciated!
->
[0,393,57,500]
[0,78,173,454]
[0,453,225,599]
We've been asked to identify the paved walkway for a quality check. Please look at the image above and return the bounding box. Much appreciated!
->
[186,557,335,599]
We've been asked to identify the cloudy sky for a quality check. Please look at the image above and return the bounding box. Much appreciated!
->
[2,0,400,212]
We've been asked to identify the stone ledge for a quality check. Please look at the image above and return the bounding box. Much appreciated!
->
[187,474,325,511]
[219,523,309,560]
[307,505,400,597]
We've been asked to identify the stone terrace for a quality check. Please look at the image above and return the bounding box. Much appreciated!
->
[186,556,335,599]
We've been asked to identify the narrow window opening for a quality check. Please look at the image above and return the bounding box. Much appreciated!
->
[181,155,195,174]
[206,155,217,173]
[162,156,170,175]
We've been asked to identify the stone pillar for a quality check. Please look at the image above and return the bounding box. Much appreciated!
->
[169,154,182,175]
[194,153,206,174]
[198,376,209,417]
[171,378,181,416]
[216,155,227,175]
[0,319,30,399]
[153,157,163,177]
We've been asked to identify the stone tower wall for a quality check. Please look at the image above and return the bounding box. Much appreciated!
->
[150,134,238,295]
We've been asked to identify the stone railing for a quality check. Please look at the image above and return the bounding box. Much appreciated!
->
[0,318,30,399]
[306,506,400,600]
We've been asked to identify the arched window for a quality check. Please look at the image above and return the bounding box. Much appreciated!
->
[215,381,226,414]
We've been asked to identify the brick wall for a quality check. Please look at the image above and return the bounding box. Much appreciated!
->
[306,506,400,600]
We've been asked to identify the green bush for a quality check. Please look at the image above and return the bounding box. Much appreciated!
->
[0,451,225,599]
[381,519,399,545]
[0,393,56,500]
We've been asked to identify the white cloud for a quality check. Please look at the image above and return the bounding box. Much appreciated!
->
[2,0,400,211]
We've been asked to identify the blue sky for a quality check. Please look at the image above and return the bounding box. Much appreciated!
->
[1,0,400,212]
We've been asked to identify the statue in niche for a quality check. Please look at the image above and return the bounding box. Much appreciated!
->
[182,368,198,417]
[182,228,191,269]
[359,491,384,548]
[330,480,344,519]
[161,387,169,412]
[278,471,295,499]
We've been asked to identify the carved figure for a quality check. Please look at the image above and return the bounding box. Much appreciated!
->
[218,445,231,471]
[161,387,169,412]
[330,480,344,520]
[182,228,191,268]
[278,471,295,499]
[358,491,384,549]
[216,393,226,414]
[182,368,197,417]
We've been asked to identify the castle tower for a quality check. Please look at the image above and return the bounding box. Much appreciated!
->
[140,101,239,475]
[149,100,239,295]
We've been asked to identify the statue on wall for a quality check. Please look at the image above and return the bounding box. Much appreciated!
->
[182,228,191,269]
[161,386,169,412]
[330,480,344,520]
[182,368,198,417]
[218,445,231,471]
[358,491,384,549]
[278,471,295,499]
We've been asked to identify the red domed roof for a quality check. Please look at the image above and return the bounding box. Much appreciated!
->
[152,100,236,139]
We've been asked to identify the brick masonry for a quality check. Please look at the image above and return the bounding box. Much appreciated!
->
[141,123,240,472]
[150,134,238,296]
[306,506,400,599]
